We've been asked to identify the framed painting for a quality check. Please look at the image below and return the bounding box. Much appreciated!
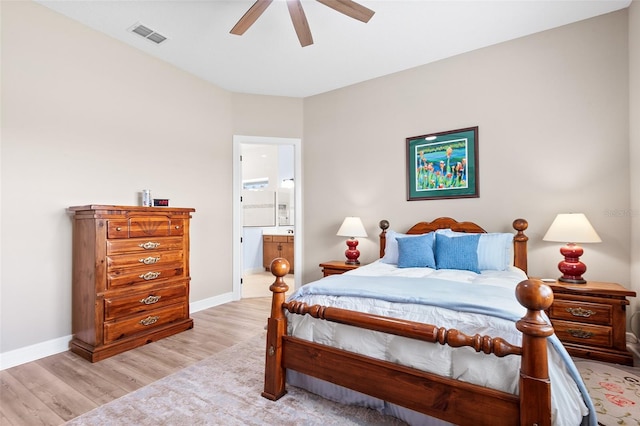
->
[406,126,478,201]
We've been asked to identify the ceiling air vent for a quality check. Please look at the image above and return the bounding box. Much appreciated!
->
[129,23,167,44]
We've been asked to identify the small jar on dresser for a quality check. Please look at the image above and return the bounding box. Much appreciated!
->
[545,279,636,366]
[68,205,195,362]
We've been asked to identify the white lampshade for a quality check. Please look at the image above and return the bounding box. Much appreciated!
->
[336,217,368,238]
[543,213,601,243]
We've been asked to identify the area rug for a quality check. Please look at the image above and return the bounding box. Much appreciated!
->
[65,333,406,425]
[575,361,640,426]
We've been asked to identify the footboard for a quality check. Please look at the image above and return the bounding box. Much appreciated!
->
[263,258,554,426]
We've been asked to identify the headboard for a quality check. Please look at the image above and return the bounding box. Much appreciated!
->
[378,217,529,275]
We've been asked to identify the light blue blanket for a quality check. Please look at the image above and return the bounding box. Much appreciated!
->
[290,274,597,426]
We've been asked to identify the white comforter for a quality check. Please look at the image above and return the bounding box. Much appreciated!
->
[285,261,593,426]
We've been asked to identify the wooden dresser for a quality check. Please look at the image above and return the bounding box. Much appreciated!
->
[263,234,294,273]
[68,205,195,362]
[546,280,636,365]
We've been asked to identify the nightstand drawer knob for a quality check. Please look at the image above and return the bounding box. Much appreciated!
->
[566,307,596,318]
[567,329,594,339]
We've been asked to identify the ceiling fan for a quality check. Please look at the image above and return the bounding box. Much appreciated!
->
[230,0,375,47]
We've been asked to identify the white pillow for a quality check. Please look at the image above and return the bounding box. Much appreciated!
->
[435,229,513,271]
[380,230,421,264]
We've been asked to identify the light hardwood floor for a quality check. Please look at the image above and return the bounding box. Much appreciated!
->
[0,297,271,426]
[242,271,294,298]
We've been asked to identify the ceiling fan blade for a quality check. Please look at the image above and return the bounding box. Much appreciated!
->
[287,0,313,47]
[230,0,274,35]
[316,0,375,23]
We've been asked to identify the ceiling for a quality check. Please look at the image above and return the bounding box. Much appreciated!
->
[35,0,631,98]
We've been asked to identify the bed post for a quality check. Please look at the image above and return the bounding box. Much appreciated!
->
[515,279,554,426]
[512,219,529,275]
[262,258,290,401]
[379,219,389,258]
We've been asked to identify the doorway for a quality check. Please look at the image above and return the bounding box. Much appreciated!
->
[232,135,302,300]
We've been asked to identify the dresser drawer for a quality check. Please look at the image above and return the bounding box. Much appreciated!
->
[107,236,184,255]
[107,263,185,289]
[107,218,171,239]
[264,235,292,243]
[103,303,188,344]
[107,250,184,269]
[551,319,613,348]
[548,300,612,326]
[104,283,188,321]
[170,219,185,236]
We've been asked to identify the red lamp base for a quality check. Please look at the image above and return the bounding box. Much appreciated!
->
[557,243,587,284]
[344,238,361,265]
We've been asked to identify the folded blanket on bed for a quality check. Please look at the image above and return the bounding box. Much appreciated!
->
[290,274,527,320]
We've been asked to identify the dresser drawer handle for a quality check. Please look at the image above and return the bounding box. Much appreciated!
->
[566,307,596,318]
[116,227,122,231]
[139,256,161,265]
[175,225,181,230]
[139,316,159,326]
[567,329,594,339]
[140,295,161,305]
[139,271,161,281]
[139,242,161,250]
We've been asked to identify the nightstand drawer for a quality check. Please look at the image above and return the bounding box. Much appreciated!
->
[319,260,360,277]
[547,300,612,326]
[551,319,612,348]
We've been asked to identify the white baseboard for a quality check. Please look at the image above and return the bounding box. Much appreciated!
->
[0,334,72,371]
[190,292,235,313]
[0,293,237,371]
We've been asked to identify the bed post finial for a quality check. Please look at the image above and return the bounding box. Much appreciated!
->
[512,218,529,275]
[515,279,554,426]
[379,220,389,258]
[262,258,290,401]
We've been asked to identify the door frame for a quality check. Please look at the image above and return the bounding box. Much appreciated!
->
[232,135,302,300]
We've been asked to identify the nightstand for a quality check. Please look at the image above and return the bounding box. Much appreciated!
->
[319,260,360,277]
[545,279,636,365]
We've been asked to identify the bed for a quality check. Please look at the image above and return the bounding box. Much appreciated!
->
[262,217,595,426]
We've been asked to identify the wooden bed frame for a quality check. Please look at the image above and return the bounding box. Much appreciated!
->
[262,217,558,426]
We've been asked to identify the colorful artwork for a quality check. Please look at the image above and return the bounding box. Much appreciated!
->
[406,127,478,200]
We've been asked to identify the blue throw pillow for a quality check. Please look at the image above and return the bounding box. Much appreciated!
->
[435,233,480,273]
[397,233,436,268]
[436,229,513,271]
[381,230,420,264]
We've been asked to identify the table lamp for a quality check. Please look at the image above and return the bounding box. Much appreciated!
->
[336,217,368,265]
[542,213,601,284]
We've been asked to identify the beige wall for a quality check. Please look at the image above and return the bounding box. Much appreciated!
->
[0,1,302,356]
[629,0,640,330]
[303,10,633,297]
[232,93,303,138]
